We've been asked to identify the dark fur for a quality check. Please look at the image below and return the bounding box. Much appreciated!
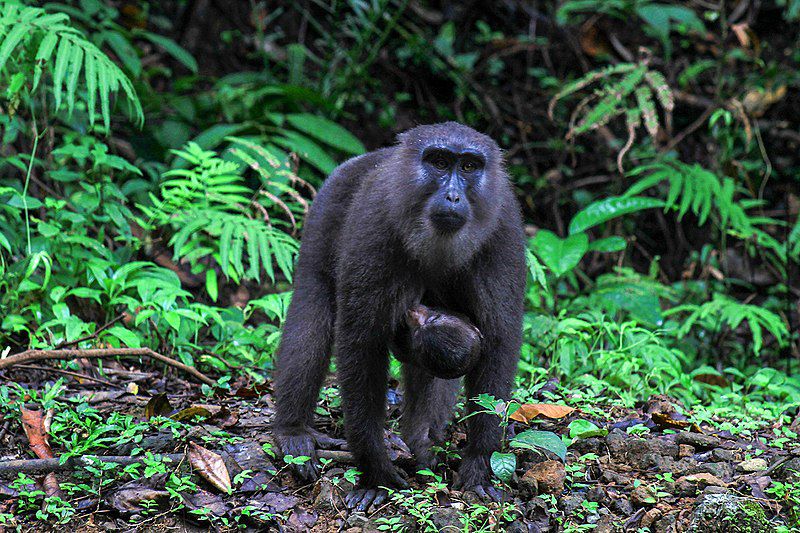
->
[394,304,483,379]
[273,122,525,506]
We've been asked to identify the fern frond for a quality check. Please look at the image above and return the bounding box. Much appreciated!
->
[0,4,143,128]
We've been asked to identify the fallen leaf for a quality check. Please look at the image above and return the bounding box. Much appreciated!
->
[144,393,173,419]
[651,412,692,431]
[743,85,786,117]
[20,405,54,459]
[171,406,213,422]
[510,403,575,423]
[107,486,169,513]
[189,442,232,494]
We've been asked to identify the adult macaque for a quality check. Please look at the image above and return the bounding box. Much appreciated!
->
[273,123,525,510]
[394,304,483,380]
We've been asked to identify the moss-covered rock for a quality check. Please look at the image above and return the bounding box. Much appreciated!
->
[687,493,768,533]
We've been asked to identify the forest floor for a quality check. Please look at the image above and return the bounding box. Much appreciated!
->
[0,363,797,532]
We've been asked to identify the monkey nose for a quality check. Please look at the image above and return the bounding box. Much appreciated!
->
[445,191,460,204]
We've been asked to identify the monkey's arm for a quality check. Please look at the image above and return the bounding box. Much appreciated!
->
[457,223,526,499]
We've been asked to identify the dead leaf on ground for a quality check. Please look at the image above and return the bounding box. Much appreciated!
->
[20,405,54,459]
[510,403,576,423]
[144,393,173,419]
[171,405,213,422]
[108,486,170,513]
[188,442,232,494]
[651,412,702,432]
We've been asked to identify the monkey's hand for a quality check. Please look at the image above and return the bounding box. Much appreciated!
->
[345,467,408,512]
[275,427,347,483]
[454,455,505,502]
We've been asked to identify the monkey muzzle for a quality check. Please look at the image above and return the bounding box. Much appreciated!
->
[430,208,467,232]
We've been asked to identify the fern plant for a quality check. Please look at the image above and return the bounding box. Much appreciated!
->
[548,58,673,169]
[624,158,788,270]
[140,142,300,297]
[0,2,142,128]
[665,294,788,355]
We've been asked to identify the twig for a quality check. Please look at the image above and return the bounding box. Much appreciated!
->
[663,105,714,153]
[0,348,215,386]
[13,364,124,390]
[54,314,126,349]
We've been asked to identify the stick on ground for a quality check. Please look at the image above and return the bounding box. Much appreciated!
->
[0,348,215,386]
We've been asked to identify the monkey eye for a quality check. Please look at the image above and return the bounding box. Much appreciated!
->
[461,160,478,173]
[432,158,449,170]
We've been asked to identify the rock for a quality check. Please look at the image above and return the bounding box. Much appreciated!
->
[504,521,528,533]
[687,461,734,481]
[430,507,463,531]
[712,448,740,462]
[522,460,566,495]
[675,473,727,495]
[679,444,695,457]
[737,458,768,473]
[594,515,620,533]
[560,493,586,514]
[641,507,662,529]
[687,493,769,532]
[776,457,800,482]
[675,432,721,450]
[587,486,609,505]
[605,430,680,469]
[630,485,657,507]
[571,436,602,455]
[313,478,349,510]
[346,512,369,528]
[611,496,634,516]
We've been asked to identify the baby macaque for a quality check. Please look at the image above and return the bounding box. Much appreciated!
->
[401,304,483,379]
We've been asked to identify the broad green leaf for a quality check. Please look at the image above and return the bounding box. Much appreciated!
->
[568,419,608,440]
[137,31,198,73]
[285,114,365,155]
[273,132,337,174]
[104,326,141,348]
[490,451,516,483]
[569,196,665,235]
[531,230,588,277]
[588,236,627,253]
[511,430,567,461]
[102,30,141,77]
[206,270,218,302]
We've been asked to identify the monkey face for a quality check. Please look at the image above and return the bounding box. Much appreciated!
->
[420,146,484,233]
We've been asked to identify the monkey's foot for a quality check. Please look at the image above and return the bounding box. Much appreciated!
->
[345,468,408,512]
[454,456,506,502]
[275,427,346,482]
[345,487,389,512]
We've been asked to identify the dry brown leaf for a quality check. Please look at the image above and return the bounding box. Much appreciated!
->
[171,406,213,422]
[20,405,54,459]
[144,393,173,419]
[188,442,232,494]
[510,403,575,423]
[743,85,786,117]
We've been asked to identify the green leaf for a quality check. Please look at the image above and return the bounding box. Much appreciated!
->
[206,270,218,302]
[568,419,608,440]
[531,230,588,277]
[273,131,337,174]
[511,430,567,461]
[137,31,198,73]
[190,123,249,151]
[104,326,141,348]
[588,236,627,253]
[569,196,665,234]
[285,113,365,155]
[490,451,516,483]
[102,30,141,77]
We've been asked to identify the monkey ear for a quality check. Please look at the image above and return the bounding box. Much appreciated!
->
[405,305,430,328]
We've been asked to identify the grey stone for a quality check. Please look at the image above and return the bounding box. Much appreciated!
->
[687,494,769,533]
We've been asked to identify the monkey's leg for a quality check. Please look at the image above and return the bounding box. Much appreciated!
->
[400,364,459,469]
[338,334,408,511]
[273,276,337,482]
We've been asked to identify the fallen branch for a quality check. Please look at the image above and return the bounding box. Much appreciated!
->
[0,348,215,386]
[0,454,186,476]
[0,450,353,476]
